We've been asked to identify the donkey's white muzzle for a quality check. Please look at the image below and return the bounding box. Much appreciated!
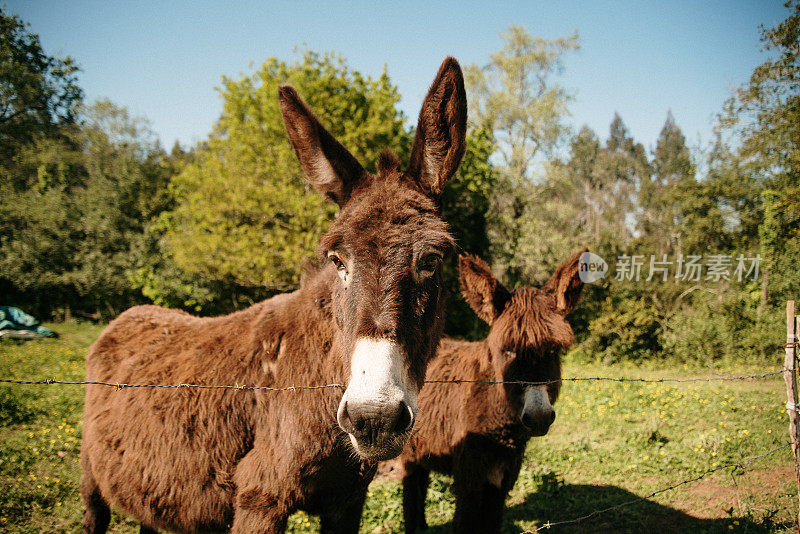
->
[337,338,418,460]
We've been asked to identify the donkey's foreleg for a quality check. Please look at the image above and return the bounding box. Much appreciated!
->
[402,465,430,534]
[476,482,508,533]
[452,469,512,533]
[230,507,288,534]
[451,444,511,534]
[319,489,367,534]
[231,445,295,533]
[81,491,111,534]
[80,452,110,534]
[231,481,292,534]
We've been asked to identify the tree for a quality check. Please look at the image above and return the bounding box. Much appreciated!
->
[465,27,579,285]
[600,115,649,245]
[564,125,602,241]
[719,1,800,306]
[561,115,647,253]
[0,101,173,318]
[640,112,696,255]
[161,51,409,293]
[652,112,694,187]
[465,26,579,184]
[0,8,82,189]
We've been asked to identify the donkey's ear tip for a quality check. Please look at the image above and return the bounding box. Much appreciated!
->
[439,57,464,77]
[459,254,487,273]
[574,247,589,263]
[278,84,299,101]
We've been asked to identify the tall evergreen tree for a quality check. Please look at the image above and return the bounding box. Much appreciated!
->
[641,111,696,255]
[595,114,648,247]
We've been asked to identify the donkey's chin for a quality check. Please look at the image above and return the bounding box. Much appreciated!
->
[348,432,412,462]
[525,426,551,437]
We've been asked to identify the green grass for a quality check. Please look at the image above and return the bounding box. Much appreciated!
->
[0,323,795,533]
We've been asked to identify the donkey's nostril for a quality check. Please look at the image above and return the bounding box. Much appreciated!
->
[337,401,355,435]
[521,412,533,428]
[521,409,555,431]
[393,400,415,433]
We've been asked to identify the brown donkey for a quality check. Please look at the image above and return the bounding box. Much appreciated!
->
[80,58,468,534]
[397,251,586,533]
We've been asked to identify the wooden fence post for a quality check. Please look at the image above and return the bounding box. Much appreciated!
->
[785,300,800,531]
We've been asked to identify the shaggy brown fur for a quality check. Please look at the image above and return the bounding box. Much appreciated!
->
[80,57,468,534]
[397,251,587,533]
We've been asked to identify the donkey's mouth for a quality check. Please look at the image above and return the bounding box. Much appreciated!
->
[520,411,556,437]
[347,430,413,462]
[523,424,552,437]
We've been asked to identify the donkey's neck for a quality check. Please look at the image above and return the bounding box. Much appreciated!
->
[475,339,501,382]
[236,265,345,386]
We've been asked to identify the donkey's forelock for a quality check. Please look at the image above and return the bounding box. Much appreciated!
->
[377,149,402,177]
[320,175,453,258]
[490,289,575,355]
[459,250,586,359]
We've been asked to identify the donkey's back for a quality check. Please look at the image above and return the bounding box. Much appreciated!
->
[86,298,289,380]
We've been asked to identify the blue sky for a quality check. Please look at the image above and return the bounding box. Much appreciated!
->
[6,1,788,156]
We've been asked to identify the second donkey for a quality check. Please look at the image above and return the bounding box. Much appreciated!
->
[398,250,587,533]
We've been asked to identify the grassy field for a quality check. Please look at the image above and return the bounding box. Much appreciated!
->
[0,322,796,533]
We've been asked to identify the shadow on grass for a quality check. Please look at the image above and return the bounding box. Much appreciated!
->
[423,473,789,533]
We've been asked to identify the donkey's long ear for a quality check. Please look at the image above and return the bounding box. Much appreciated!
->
[279,85,368,206]
[543,249,588,315]
[407,57,468,198]
[459,254,511,325]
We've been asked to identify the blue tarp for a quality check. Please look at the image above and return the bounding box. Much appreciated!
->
[0,307,57,339]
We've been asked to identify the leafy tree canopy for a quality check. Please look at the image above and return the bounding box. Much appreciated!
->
[0,7,82,185]
[465,25,579,184]
[162,51,409,291]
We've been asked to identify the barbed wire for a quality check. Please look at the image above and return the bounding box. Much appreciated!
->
[0,378,345,391]
[0,369,787,391]
[0,369,786,392]
[424,369,786,387]
[521,442,794,533]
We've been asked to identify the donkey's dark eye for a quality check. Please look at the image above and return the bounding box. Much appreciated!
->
[329,254,344,270]
[418,252,442,278]
[328,252,349,283]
